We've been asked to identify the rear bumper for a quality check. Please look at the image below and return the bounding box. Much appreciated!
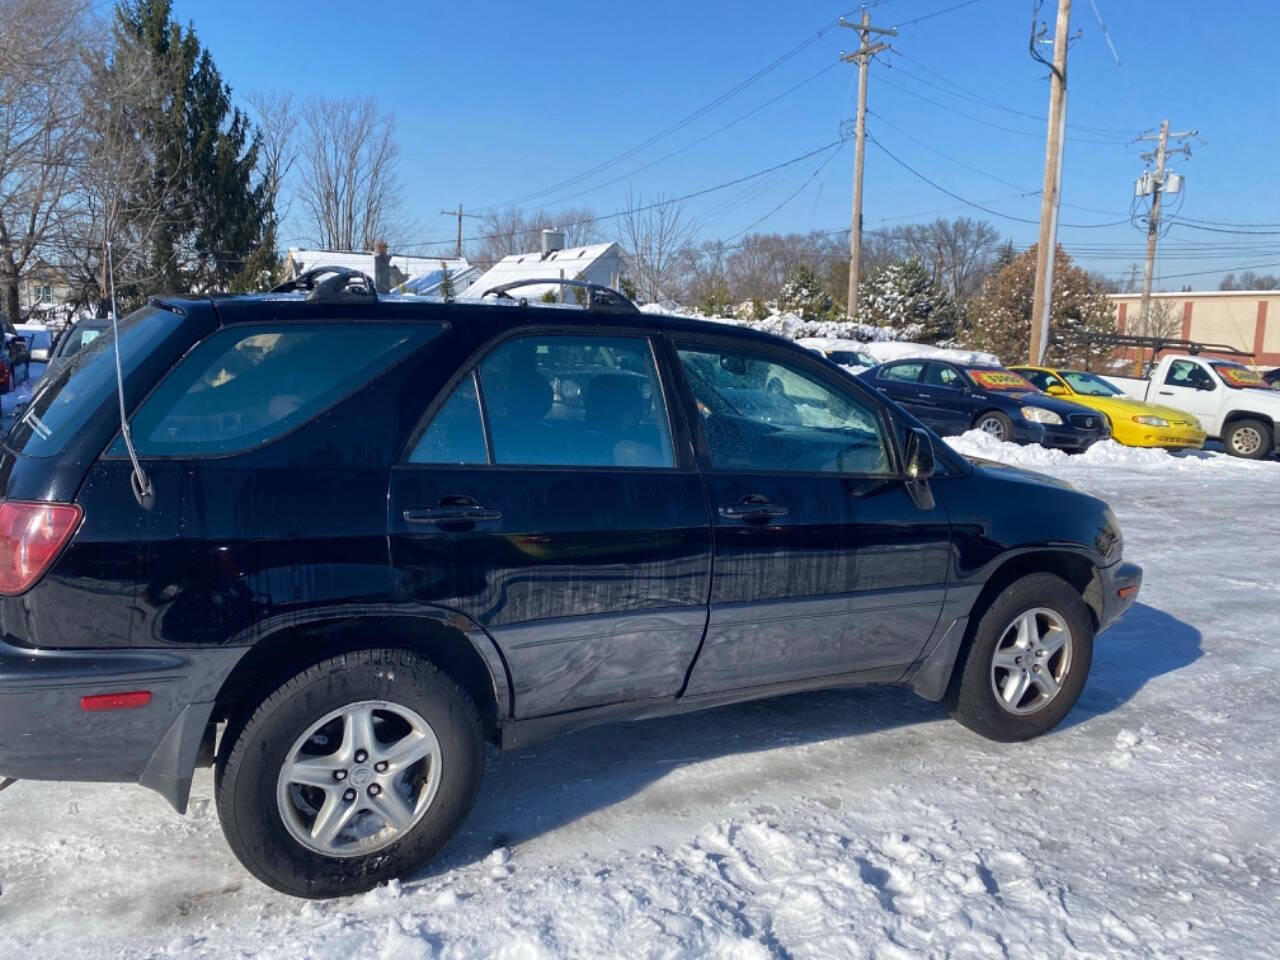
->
[0,638,243,811]
[1097,560,1142,632]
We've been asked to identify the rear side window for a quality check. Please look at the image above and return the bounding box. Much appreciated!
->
[409,372,488,465]
[879,362,924,383]
[7,306,179,458]
[117,323,438,457]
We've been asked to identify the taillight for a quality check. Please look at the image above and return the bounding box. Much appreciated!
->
[0,500,83,595]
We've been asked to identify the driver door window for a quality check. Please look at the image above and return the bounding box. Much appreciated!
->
[1166,360,1214,391]
[676,345,891,476]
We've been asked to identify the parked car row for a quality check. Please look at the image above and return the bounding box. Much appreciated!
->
[1105,353,1280,459]
[856,359,1116,452]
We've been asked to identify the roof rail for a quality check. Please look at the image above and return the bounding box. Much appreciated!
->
[478,278,639,314]
[270,265,377,303]
[1061,331,1255,358]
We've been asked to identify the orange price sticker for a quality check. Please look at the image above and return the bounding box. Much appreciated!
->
[969,370,1034,391]
[1218,366,1265,388]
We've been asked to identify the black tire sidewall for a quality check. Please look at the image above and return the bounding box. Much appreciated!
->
[216,648,483,898]
[1225,419,1272,460]
[947,573,1094,742]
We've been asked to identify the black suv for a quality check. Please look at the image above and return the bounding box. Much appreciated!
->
[0,271,1140,898]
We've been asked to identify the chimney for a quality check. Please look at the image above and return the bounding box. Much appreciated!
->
[373,240,391,293]
[540,228,565,259]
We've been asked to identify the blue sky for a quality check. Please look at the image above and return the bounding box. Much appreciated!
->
[173,0,1280,289]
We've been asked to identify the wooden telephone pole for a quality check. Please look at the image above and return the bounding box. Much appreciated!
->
[839,9,896,318]
[1028,0,1071,365]
[1133,120,1195,372]
[439,204,476,258]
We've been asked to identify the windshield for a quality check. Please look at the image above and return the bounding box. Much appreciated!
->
[827,350,873,367]
[56,324,108,358]
[1211,362,1268,390]
[5,307,179,457]
[967,368,1036,392]
[1061,370,1124,397]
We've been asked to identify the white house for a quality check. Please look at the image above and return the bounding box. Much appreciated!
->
[283,246,476,294]
[461,231,625,302]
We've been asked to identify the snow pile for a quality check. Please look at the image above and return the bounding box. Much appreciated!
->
[947,429,1274,473]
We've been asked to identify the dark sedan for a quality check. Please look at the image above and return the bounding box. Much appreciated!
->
[858,359,1111,451]
[1265,368,1280,390]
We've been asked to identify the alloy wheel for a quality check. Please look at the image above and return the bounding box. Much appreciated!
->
[989,607,1073,715]
[276,699,443,857]
[979,416,1007,440]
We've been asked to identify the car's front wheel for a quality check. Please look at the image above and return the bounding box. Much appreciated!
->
[945,573,1094,741]
[215,648,484,898]
[975,410,1013,442]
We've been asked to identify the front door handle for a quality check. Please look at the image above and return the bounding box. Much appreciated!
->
[915,391,932,399]
[1157,390,1175,396]
[719,496,789,524]
[404,497,501,526]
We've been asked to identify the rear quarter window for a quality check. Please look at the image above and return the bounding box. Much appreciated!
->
[5,306,181,458]
[114,322,439,457]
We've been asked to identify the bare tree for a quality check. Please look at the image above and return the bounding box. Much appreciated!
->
[469,206,600,268]
[618,190,696,304]
[56,27,186,313]
[246,89,299,234]
[0,0,94,328]
[297,96,403,251]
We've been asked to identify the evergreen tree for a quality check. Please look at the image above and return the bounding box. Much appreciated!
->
[855,258,961,344]
[438,260,456,302]
[114,0,269,293]
[779,263,832,320]
[969,244,1115,366]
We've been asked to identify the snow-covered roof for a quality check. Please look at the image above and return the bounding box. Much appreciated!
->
[394,264,483,298]
[285,249,471,283]
[460,242,623,301]
[860,340,1000,366]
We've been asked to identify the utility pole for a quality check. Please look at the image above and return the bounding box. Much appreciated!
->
[839,9,896,319]
[1133,120,1194,373]
[1028,0,1071,366]
[439,204,476,258]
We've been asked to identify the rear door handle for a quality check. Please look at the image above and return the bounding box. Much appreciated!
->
[719,496,789,523]
[915,391,932,399]
[403,499,502,525]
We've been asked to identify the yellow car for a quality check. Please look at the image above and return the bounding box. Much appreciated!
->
[1011,366,1207,450]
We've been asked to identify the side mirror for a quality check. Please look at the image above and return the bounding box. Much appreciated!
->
[1197,380,1215,391]
[1046,383,1068,397]
[904,427,936,480]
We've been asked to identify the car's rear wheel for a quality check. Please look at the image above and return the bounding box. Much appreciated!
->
[215,648,484,898]
[945,573,1093,741]
[975,410,1013,441]
[1223,418,1272,459]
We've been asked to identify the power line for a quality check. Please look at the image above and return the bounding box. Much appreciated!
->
[508,62,840,212]
[401,138,850,252]
[472,14,860,212]
[865,133,1129,228]
[892,0,988,28]
[728,142,845,240]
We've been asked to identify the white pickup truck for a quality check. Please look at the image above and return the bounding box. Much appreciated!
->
[1105,354,1280,459]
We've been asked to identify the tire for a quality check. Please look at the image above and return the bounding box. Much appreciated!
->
[945,573,1094,742]
[1223,418,1272,460]
[215,648,484,898]
[975,410,1013,442]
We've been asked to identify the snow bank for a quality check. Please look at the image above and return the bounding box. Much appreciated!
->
[946,429,1275,473]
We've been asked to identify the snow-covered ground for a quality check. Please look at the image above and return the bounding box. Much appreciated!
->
[2,438,1279,958]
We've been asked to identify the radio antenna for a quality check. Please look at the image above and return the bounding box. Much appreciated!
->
[106,242,153,510]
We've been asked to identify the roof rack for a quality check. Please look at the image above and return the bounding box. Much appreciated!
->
[1061,331,1255,358]
[478,278,639,314]
[270,266,377,303]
